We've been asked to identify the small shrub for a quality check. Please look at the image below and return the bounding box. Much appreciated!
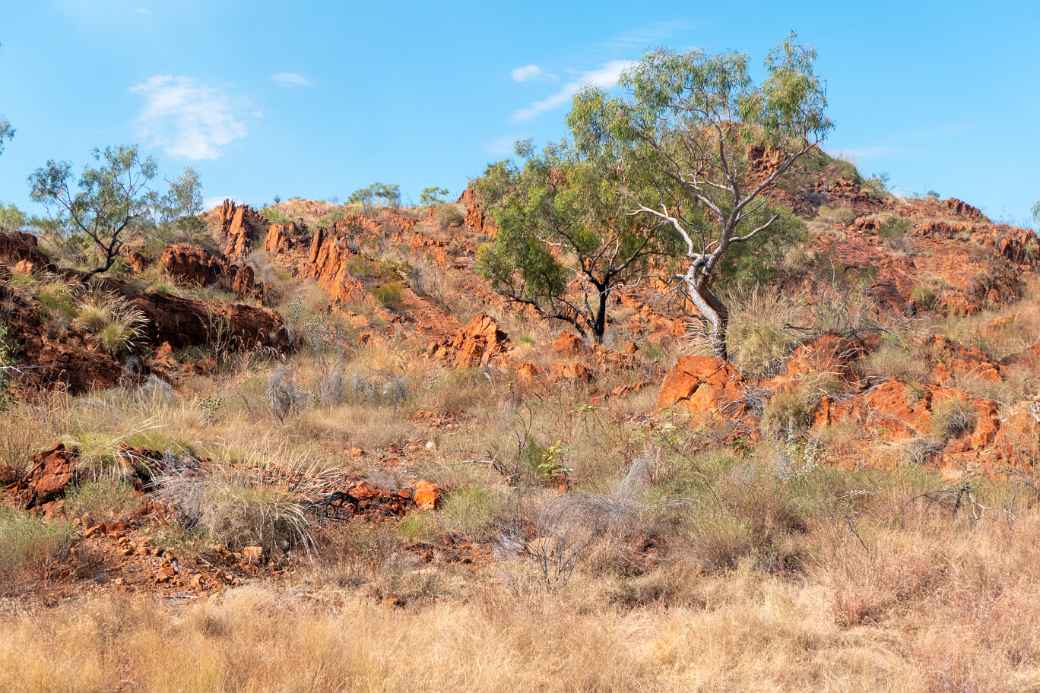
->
[860,340,928,382]
[931,398,977,441]
[435,204,465,227]
[157,469,314,553]
[344,373,410,407]
[816,205,858,225]
[521,436,571,483]
[74,290,148,355]
[902,436,944,465]
[266,367,304,421]
[372,282,404,309]
[64,479,145,519]
[0,507,73,581]
[761,386,818,440]
[877,216,911,240]
[36,279,78,322]
[691,288,802,378]
[910,284,939,311]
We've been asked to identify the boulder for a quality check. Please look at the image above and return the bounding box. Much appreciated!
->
[552,332,585,356]
[0,231,50,269]
[427,314,509,368]
[657,356,746,425]
[160,244,265,302]
[23,443,79,509]
[413,480,441,510]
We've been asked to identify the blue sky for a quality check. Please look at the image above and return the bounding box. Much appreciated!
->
[1,0,1037,226]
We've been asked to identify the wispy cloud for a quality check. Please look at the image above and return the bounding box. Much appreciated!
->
[601,19,691,52]
[272,72,313,88]
[511,64,545,83]
[130,75,248,160]
[512,59,636,122]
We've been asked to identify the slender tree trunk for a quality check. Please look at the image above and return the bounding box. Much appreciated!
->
[684,274,729,361]
[592,286,609,343]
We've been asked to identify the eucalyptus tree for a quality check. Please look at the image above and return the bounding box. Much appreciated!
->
[568,34,832,359]
[476,139,677,343]
[29,145,158,277]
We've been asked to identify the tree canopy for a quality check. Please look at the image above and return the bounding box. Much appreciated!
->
[476,139,678,342]
[567,33,832,358]
[28,145,205,277]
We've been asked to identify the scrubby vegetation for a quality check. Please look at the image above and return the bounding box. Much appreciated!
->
[1,31,1039,693]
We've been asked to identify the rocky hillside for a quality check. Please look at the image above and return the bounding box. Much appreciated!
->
[1,151,1040,691]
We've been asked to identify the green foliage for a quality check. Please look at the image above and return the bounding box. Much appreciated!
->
[73,290,148,355]
[349,183,400,210]
[521,436,571,482]
[36,279,79,322]
[372,282,404,309]
[0,204,26,233]
[816,205,858,225]
[438,487,501,538]
[0,118,12,156]
[566,33,831,356]
[435,204,464,227]
[260,206,294,224]
[878,216,911,240]
[156,168,206,244]
[1032,201,1040,226]
[475,138,676,341]
[716,206,806,289]
[863,172,891,196]
[419,186,450,206]
[910,284,939,310]
[64,479,145,518]
[29,145,158,276]
[0,507,73,580]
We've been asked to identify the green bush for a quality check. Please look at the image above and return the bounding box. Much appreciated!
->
[37,280,79,322]
[878,216,911,240]
[816,205,858,225]
[372,282,404,309]
[73,290,148,355]
[64,479,145,519]
[910,284,939,311]
[435,204,464,227]
[0,507,73,581]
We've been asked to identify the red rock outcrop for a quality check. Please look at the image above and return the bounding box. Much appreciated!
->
[657,356,746,425]
[459,186,496,236]
[128,291,290,351]
[0,231,50,269]
[427,314,509,368]
[159,244,265,302]
[215,200,267,260]
[22,444,79,510]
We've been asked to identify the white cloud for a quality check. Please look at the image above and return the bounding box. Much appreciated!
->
[272,72,313,88]
[510,64,544,82]
[601,19,690,51]
[512,59,636,122]
[130,75,248,160]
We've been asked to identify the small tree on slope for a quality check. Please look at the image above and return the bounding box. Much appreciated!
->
[29,145,158,278]
[568,34,832,359]
[476,139,678,343]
